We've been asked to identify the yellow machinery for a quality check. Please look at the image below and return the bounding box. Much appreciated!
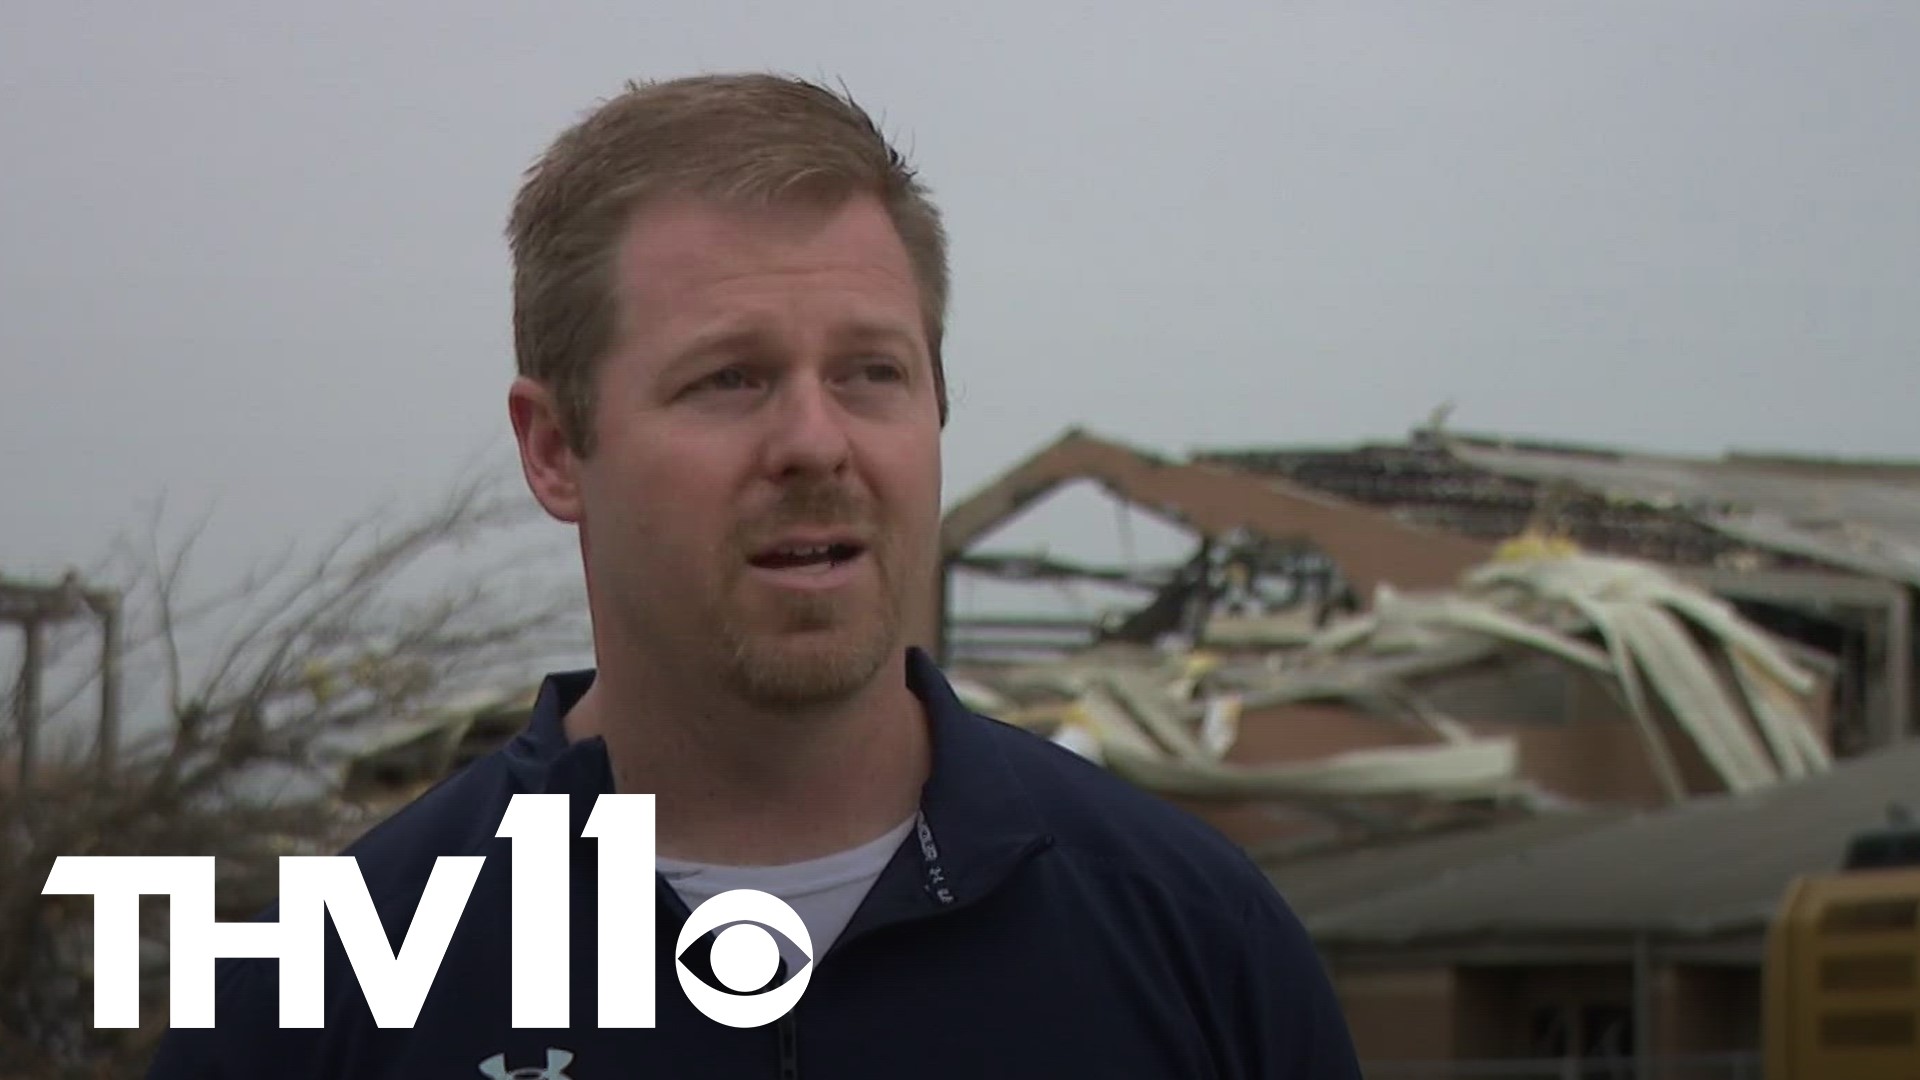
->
[1764,815,1920,1079]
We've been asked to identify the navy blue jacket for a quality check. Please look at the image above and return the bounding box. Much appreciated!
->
[147,649,1361,1078]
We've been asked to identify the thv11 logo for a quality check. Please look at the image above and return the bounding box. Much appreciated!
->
[41,794,812,1030]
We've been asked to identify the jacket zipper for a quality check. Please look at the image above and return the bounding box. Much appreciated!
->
[660,876,800,1077]
[777,1013,799,1079]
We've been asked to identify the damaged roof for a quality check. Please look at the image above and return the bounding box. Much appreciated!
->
[1199,429,1920,588]
[941,427,1493,597]
[1448,436,1920,588]
[1298,737,1920,946]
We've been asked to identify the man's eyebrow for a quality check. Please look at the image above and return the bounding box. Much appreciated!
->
[832,320,926,356]
[655,323,771,382]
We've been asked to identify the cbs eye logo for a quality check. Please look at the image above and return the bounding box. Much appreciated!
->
[675,889,814,1028]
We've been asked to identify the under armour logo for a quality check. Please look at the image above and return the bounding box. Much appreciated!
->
[479,1048,575,1079]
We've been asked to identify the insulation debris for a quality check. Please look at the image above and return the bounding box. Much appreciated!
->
[962,547,1833,820]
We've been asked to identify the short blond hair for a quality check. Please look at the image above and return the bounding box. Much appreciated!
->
[507,73,951,454]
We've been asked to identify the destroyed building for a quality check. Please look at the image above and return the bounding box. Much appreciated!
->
[1194,426,1920,754]
[932,429,1901,847]
[930,424,1920,1072]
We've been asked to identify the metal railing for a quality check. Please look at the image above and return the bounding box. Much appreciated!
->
[1361,1052,1763,1080]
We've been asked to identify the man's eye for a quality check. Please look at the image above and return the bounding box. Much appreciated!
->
[695,367,754,392]
[848,360,906,386]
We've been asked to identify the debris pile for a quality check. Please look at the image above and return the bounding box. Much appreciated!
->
[958,545,1833,825]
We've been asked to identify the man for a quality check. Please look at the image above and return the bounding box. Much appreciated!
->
[147,73,1362,1078]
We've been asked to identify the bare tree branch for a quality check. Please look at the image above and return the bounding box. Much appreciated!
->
[0,470,574,1075]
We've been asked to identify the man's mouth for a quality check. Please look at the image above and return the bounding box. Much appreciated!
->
[747,540,867,573]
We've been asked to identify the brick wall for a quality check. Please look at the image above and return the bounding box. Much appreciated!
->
[1333,966,1458,1061]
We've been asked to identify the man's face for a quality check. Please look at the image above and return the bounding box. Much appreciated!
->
[519,192,943,710]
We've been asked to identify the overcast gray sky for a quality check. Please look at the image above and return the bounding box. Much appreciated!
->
[4,1,1916,600]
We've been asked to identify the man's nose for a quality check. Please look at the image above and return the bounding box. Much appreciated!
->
[761,375,852,478]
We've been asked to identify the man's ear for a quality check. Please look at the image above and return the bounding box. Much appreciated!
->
[508,376,585,524]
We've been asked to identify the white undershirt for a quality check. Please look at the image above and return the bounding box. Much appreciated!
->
[657,815,917,973]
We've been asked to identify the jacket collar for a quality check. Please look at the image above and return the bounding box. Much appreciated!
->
[500,647,1051,914]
